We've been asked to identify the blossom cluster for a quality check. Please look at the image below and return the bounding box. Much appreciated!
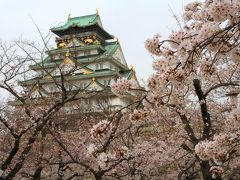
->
[145,34,161,56]
[111,78,136,96]
[231,47,240,63]
[145,0,240,60]
[114,146,129,159]
[200,59,217,76]
[87,144,98,158]
[90,120,112,139]
[96,146,129,169]
[210,166,224,179]
[184,0,240,24]
[207,0,239,23]
[184,1,202,21]
[225,109,240,130]
[195,136,229,165]
[195,131,240,167]
[87,144,130,169]
[194,105,240,178]
[130,108,150,123]
[97,152,109,168]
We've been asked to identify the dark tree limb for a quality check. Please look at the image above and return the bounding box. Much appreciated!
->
[193,79,211,140]
[178,113,198,146]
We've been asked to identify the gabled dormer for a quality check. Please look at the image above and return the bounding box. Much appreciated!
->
[51,13,113,47]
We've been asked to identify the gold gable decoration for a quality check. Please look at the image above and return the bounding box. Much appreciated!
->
[83,69,93,75]
[91,77,96,87]
[131,74,136,81]
[64,57,73,65]
[81,35,102,45]
[84,38,93,44]
[44,75,52,80]
[58,41,67,48]
[64,50,73,65]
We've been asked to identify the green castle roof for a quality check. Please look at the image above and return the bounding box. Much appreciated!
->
[51,13,102,32]
[20,69,116,86]
[16,13,139,104]
[20,69,134,86]
[30,41,127,70]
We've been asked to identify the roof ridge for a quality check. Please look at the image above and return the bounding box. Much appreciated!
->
[51,13,99,32]
[68,13,97,20]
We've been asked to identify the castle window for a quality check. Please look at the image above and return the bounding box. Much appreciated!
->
[49,86,54,92]
[84,50,91,56]
[90,49,98,55]
[77,51,84,57]
[60,54,65,59]
[80,82,87,89]
[54,53,61,60]
[95,63,100,70]
[103,80,110,86]
[95,63,103,70]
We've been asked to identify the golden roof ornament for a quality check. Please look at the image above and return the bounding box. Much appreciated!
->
[65,50,70,57]
[130,64,134,70]
[33,83,40,91]
[92,77,96,87]
[130,65,136,80]
[96,8,99,16]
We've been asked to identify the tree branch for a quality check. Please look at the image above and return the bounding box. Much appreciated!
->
[193,79,211,140]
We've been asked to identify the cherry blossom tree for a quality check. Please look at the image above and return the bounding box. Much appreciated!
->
[0,39,94,179]
[0,39,140,180]
[1,0,240,179]
[112,0,240,179]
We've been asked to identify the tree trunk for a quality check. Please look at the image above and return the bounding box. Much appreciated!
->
[200,161,214,180]
[95,176,102,180]
[94,172,103,180]
[32,166,43,180]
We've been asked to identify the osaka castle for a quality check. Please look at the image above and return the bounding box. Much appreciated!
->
[19,12,139,114]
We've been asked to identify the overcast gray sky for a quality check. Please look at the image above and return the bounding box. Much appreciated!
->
[0,0,192,101]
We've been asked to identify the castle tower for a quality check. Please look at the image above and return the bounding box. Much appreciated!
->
[19,12,139,114]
